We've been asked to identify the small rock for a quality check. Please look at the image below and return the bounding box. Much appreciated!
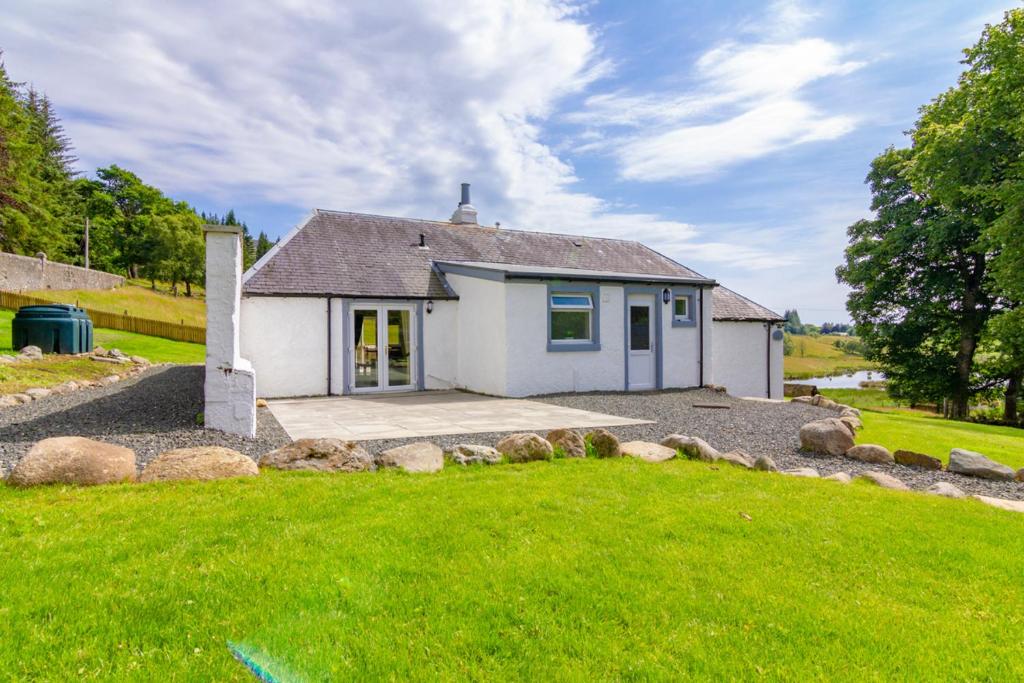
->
[100,375,121,386]
[894,450,943,470]
[91,355,128,364]
[11,394,32,404]
[799,418,855,456]
[546,428,586,458]
[1017,469,1024,483]
[620,440,676,463]
[260,438,375,472]
[447,444,503,465]
[717,450,754,469]
[495,433,554,463]
[839,415,862,434]
[140,446,258,482]
[109,348,127,359]
[845,444,894,465]
[824,472,852,484]
[24,387,52,400]
[377,442,444,473]
[817,397,839,411]
[0,395,19,408]
[586,428,622,458]
[791,395,814,404]
[18,345,42,359]
[0,355,15,364]
[926,482,966,499]
[49,381,79,395]
[782,467,820,478]
[753,455,778,472]
[972,495,1024,513]
[7,437,136,487]
[838,406,861,417]
[130,355,151,365]
[948,448,1016,480]
[661,434,719,461]
[857,470,909,490]
[255,398,269,408]
[92,345,106,355]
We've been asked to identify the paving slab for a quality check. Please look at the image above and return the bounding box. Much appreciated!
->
[268,390,653,441]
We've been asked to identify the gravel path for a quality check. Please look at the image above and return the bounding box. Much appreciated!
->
[0,365,289,475]
[2,374,1021,500]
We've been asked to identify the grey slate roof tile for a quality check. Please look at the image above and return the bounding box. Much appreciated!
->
[243,210,712,298]
[713,286,783,322]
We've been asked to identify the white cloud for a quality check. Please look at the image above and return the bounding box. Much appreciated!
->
[569,8,864,181]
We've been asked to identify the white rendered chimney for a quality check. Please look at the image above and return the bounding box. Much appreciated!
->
[450,182,478,225]
[203,224,256,437]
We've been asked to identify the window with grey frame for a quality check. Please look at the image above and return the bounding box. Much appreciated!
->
[550,293,593,343]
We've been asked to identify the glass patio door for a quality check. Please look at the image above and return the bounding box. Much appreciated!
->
[350,305,415,392]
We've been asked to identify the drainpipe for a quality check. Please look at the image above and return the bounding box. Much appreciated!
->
[327,297,333,396]
[766,323,771,399]
[698,288,705,386]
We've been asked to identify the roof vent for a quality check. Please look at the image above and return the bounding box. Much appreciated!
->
[450,182,478,225]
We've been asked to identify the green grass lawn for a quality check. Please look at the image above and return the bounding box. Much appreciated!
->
[0,309,204,367]
[23,282,205,326]
[784,335,876,380]
[821,388,1024,470]
[1,460,1022,680]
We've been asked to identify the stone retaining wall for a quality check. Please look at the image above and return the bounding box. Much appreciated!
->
[0,252,124,291]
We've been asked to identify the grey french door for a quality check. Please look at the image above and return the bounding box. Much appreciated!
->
[350,304,415,392]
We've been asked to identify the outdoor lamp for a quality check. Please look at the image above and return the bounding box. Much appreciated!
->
[662,288,671,304]
[426,300,434,314]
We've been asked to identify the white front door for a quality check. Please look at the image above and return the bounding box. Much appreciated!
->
[350,304,416,393]
[628,296,656,390]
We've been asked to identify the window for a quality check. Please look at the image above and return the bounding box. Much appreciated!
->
[550,293,593,342]
[673,296,690,322]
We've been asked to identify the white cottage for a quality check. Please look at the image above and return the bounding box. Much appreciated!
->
[236,185,783,401]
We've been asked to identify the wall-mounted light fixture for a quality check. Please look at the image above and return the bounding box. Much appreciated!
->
[426,300,434,314]
[662,288,671,305]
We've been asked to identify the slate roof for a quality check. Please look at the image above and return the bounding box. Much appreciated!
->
[242,209,714,298]
[713,286,783,322]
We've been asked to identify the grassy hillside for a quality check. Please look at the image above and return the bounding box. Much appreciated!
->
[820,388,1024,469]
[23,282,205,326]
[0,309,204,367]
[2,460,1022,680]
[784,335,876,380]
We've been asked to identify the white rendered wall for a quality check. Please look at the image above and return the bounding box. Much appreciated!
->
[712,320,784,398]
[447,273,507,395]
[504,283,625,397]
[661,293,707,390]
[204,227,256,437]
[422,299,459,390]
[240,296,328,398]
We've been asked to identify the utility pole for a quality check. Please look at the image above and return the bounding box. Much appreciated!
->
[84,216,90,270]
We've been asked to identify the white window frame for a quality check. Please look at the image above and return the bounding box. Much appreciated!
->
[550,293,594,343]
[673,295,691,323]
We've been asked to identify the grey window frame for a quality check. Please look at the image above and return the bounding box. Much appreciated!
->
[671,288,697,328]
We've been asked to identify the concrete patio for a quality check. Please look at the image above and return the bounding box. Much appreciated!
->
[267,390,653,441]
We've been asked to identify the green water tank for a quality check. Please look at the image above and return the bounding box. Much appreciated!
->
[11,304,94,354]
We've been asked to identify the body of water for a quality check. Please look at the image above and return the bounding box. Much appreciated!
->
[788,370,886,389]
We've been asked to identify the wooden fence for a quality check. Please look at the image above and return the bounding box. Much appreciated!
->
[0,291,205,344]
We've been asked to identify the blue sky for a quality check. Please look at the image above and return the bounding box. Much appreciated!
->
[2,0,1012,323]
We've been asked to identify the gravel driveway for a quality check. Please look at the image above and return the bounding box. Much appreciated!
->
[2,372,1021,500]
[0,365,289,475]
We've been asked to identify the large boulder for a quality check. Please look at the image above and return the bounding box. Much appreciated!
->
[947,449,1016,480]
[7,437,136,487]
[661,434,719,462]
[856,470,909,490]
[495,433,554,463]
[377,442,444,473]
[717,450,754,469]
[753,455,778,472]
[926,482,966,499]
[845,444,894,465]
[784,383,817,398]
[620,441,676,463]
[259,438,375,472]
[546,428,586,458]
[894,450,942,471]
[791,396,814,404]
[839,416,863,435]
[824,471,852,484]
[973,495,1024,513]
[799,418,855,456]
[586,428,621,458]
[1017,469,1024,483]
[140,446,258,482]
[447,444,502,466]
